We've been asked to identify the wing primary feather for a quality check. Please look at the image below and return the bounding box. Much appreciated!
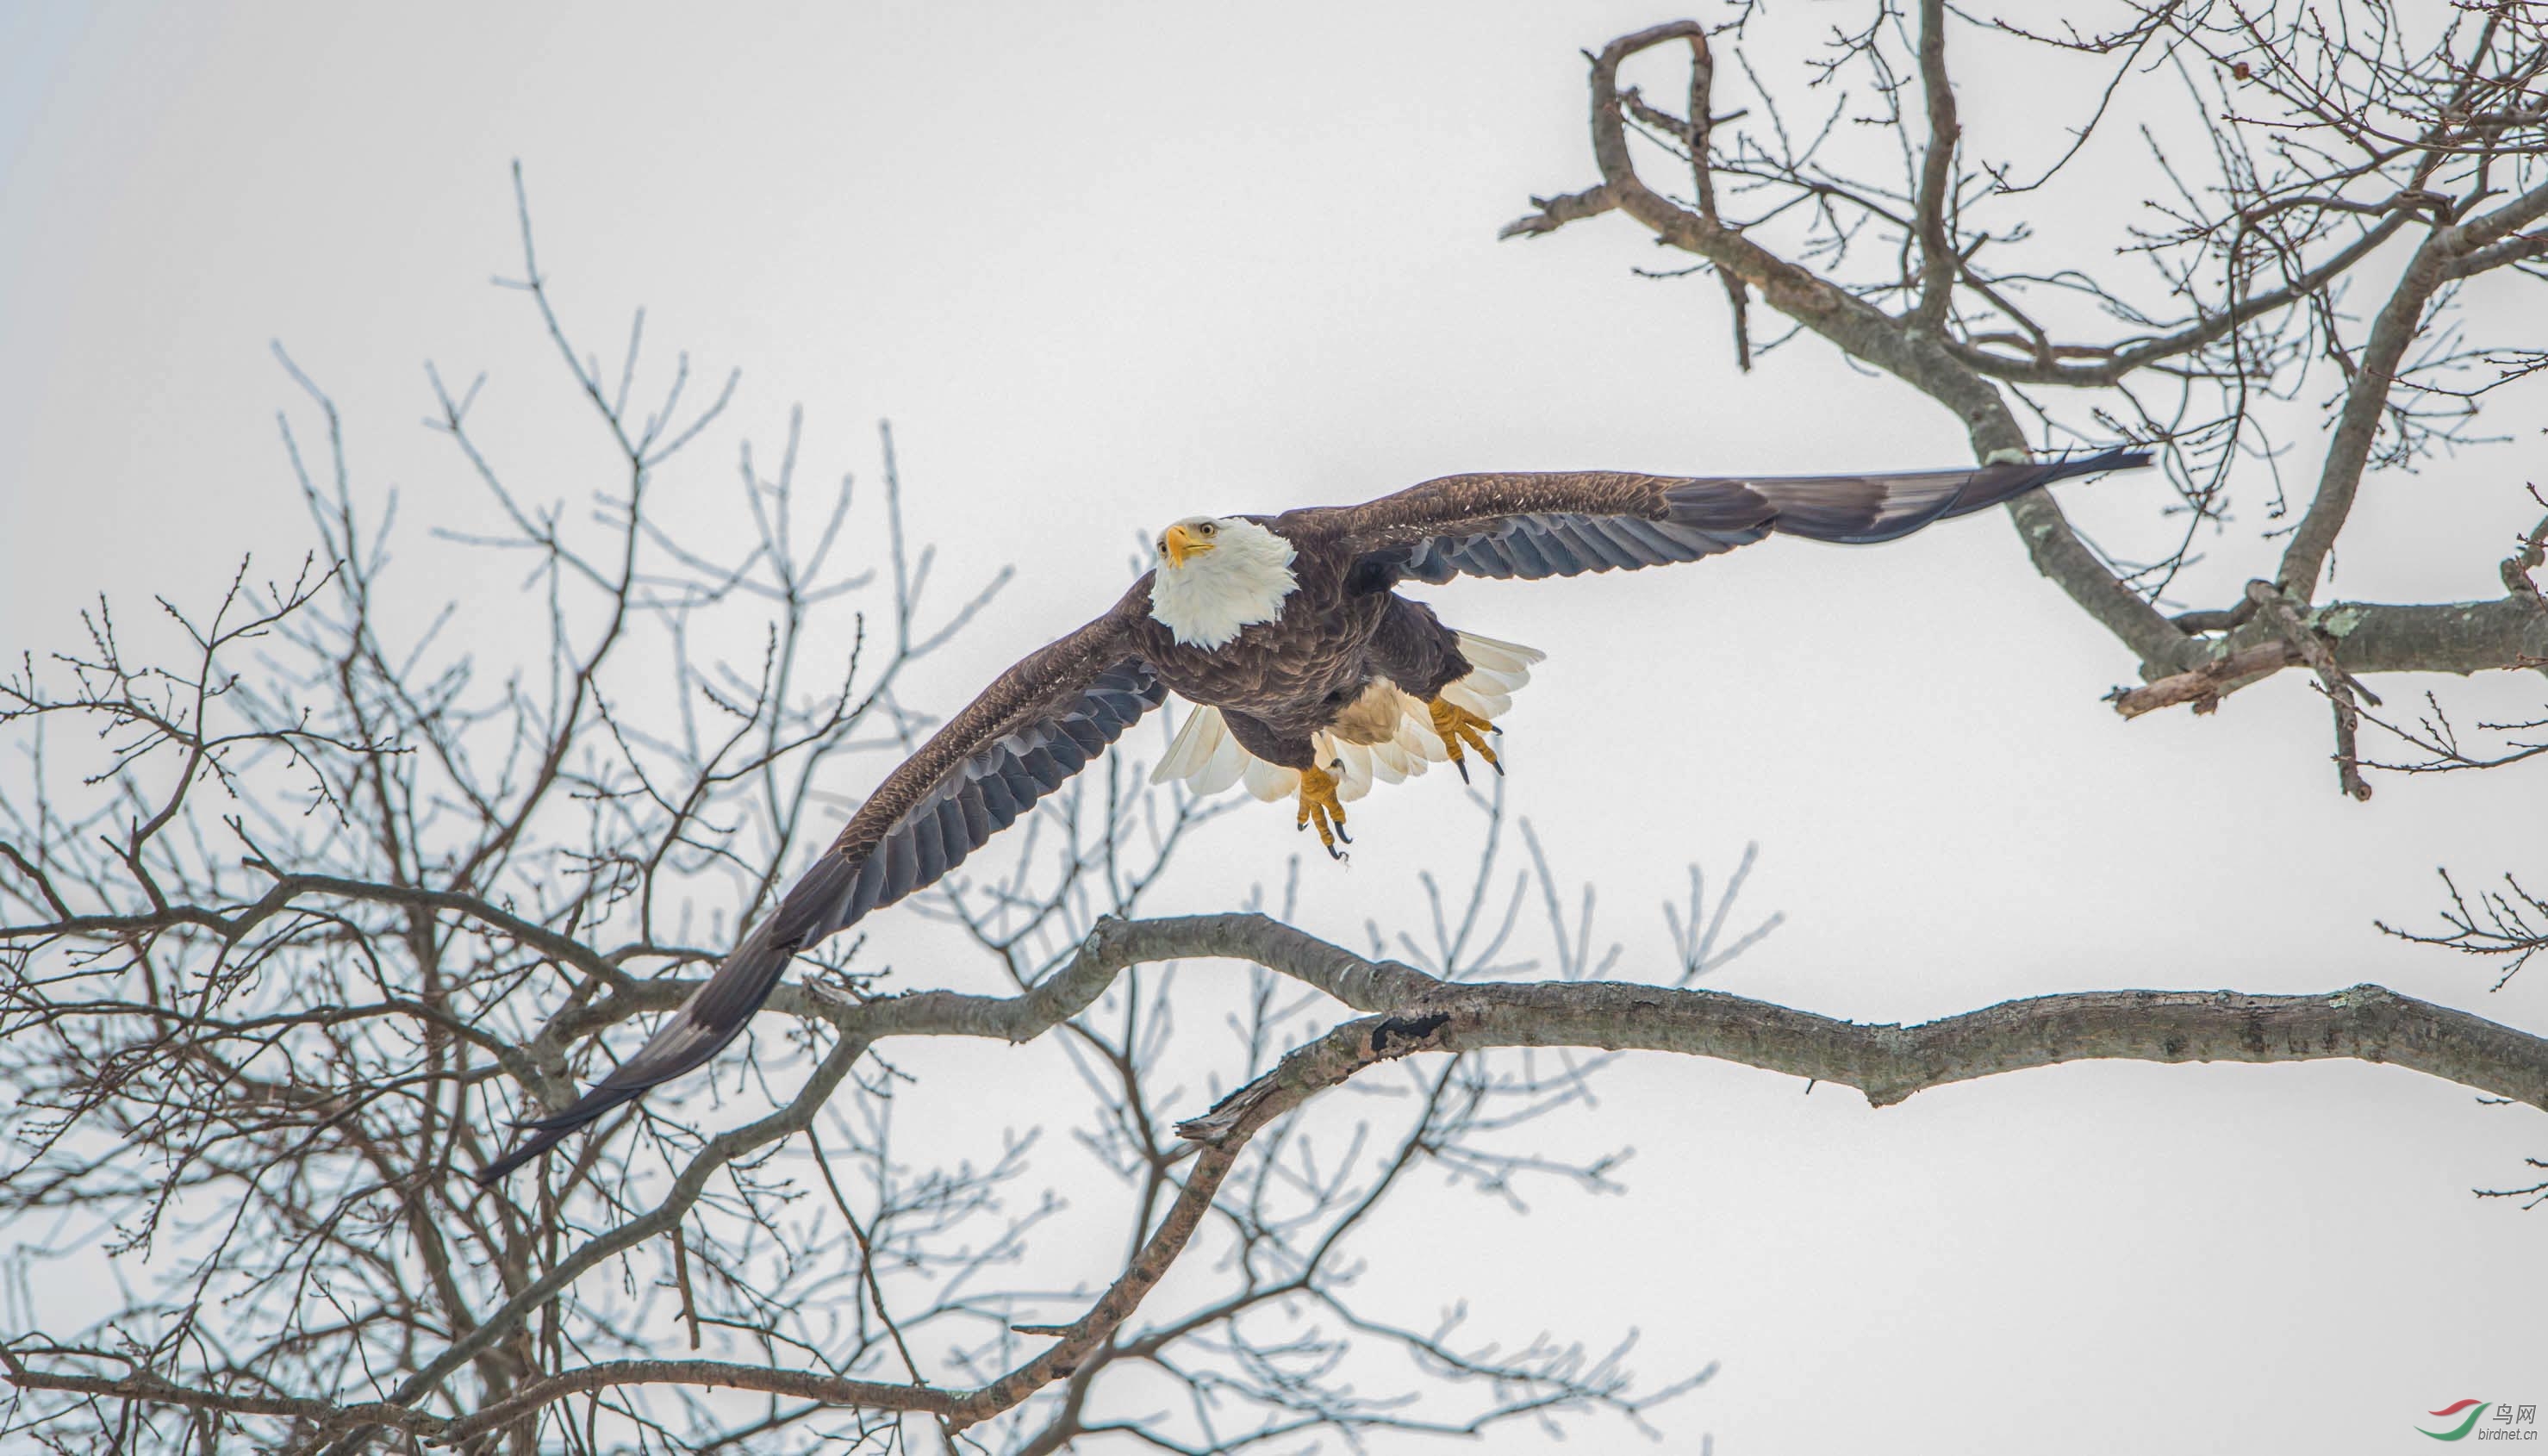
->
[955,790,992,848]
[1013,743,1055,788]
[1608,516,1687,562]
[1057,717,1109,756]
[1022,744,1073,786]
[1616,516,1710,560]
[882,831,919,902]
[1498,527,1557,576]
[1585,520,1655,567]
[1561,518,1630,571]
[934,797,978,868]
[1000,762,1045,806]
[975,772,1019,824]
[906,811,949,885]
[844,855,888,919]
[1566,519,1628,570]
[1528,521,1592,575]
[1548,519,1610,572]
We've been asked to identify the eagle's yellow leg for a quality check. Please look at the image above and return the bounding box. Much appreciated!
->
[1294,763,1349,858]
[1428,698,1501,782]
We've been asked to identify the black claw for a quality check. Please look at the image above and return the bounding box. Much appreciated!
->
[1451,756,1470,784]
[1487,756,1505,778]
[1334,823,1352,844]
[1324,840,1346,861]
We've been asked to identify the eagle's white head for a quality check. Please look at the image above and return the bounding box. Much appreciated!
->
[1148,515,1298,650]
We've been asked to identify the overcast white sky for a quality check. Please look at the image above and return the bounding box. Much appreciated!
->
[3,3,2542,1452]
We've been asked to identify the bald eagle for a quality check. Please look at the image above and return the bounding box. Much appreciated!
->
[476,448,2146,1181]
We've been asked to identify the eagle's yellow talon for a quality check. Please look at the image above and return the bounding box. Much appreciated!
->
[1294,764,1349,859]
[1427,699,1502,781]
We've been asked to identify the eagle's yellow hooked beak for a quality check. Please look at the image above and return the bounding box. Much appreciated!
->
[1163,523,1213,568]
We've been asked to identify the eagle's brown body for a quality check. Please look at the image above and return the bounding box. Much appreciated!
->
[477,447,2152,1182]
[1126,518,1467,768]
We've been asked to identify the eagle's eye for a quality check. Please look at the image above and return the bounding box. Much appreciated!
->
[1199,521,1217,536]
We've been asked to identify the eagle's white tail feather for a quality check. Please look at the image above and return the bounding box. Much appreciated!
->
[1193,718,1249,795]
[1153,702,1252,796]
[1326,737,1374,800]
[1151,632,1541,804]
[1240,753,1299,803]
[1365,725,1421,781]
[1452,632,1546,677]
[1153,702,1223,784]
[1439,632,1538,719]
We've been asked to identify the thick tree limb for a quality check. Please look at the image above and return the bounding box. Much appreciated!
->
[2314,595,2548,675]
[2115,594,2548,718]
[16,908,2541,1444]
[1123,918,2548,1115]
[484,911,2548,1130]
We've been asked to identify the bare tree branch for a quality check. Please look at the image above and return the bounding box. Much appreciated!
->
[1502,9,2548,800]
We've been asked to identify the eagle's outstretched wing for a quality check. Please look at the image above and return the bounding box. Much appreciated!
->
[477,581,1165,1184]
[1295,448,2149,582]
